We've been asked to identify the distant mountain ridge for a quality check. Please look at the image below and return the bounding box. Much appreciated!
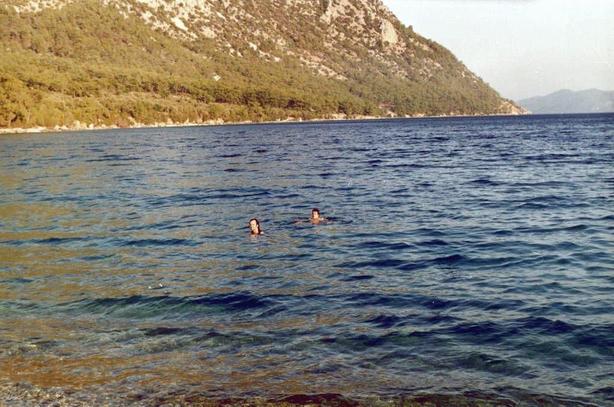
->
[0,0,525,130]
[519,89,614,114]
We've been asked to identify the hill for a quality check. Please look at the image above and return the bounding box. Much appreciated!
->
[519,89,614,114]
[0,0,525,130]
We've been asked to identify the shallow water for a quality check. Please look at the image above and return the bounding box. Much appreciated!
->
[0,114,613,404]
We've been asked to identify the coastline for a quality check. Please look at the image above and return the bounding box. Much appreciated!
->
[0,112,528,136]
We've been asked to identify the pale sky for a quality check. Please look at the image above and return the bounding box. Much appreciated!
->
[382,0,614,100]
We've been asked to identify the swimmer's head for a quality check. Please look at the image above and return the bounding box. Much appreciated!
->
[249,218,262,235]
[311,208,321,221]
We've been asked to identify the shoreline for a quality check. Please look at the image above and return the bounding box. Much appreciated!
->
[0,382,600,407]
[0,112,529,136]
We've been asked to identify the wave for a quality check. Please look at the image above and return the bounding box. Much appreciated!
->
[61,292,279,318]
[340,274,375,282]
[115,238,198,247]
[145,188,271,207]
[0,236,89,246]
[467,178,503,186]
[354,241,415,250]
[337,259,405,269]
[338,253,532,272]
[86,154,140,162]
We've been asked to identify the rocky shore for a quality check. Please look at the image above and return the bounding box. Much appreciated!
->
[0,112,528,136]
[0,119,228,135]
[0,381,600,407]
[0,382,116,407]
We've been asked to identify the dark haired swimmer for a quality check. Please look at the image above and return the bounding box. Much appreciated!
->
[293,208,330,225]
[310,208,327,224]
[249,218,263,235]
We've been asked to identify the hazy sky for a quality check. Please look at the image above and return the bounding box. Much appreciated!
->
[382,0,614,100]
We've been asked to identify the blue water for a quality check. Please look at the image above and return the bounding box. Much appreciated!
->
[0,114,612,404]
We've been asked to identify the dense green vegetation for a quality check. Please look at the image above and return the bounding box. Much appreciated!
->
[0,1,515,129]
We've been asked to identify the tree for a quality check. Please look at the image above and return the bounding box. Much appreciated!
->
[0,75,34,127]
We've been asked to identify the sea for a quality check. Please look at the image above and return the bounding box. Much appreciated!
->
[0,114,612,405]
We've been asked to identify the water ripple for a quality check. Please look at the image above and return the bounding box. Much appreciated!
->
[0,114,613,404]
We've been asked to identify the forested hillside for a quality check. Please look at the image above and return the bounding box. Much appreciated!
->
[0,0,524,130]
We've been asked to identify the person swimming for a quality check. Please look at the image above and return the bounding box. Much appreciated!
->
[249,218,263,235]
[310,208,327,224]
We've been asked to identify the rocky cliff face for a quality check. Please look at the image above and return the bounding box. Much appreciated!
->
[121,0,440,80]
[0,0,525,129]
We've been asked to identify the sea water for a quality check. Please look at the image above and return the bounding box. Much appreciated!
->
[0,114,612,404]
